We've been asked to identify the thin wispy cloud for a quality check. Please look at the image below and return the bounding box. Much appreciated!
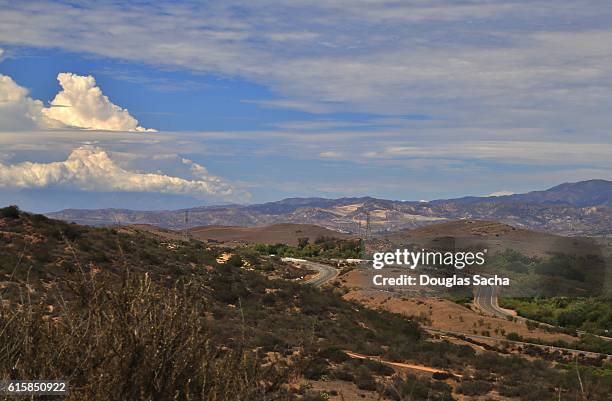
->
[0,1,611,205]
[1,1,610,127]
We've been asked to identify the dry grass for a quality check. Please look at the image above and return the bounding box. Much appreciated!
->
[0,272,294,401]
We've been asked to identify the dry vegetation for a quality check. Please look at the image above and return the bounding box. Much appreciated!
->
[0,207,610,400]
[344,291,579,344]
[0,274,293,401]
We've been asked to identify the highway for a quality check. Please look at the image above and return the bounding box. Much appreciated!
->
[473,285,511,318]
[301,260,340,286]
[281,258,339,287]
[289,259,610,357]
[473,284,612,341]
[425,327,609,358]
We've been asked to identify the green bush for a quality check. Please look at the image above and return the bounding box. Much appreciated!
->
[0,205,20,219]
[506,332,522,341]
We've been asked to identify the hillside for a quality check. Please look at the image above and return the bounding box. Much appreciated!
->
[374,219,609,298]
[47,180,612,236]
[383,219,602,257]
[188,223,352,246]
[493,179,612,207]
[2,206,610,400]
[433,179,612,207]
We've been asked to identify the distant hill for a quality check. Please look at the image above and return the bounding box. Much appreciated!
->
[46,179,612,236]
[438,179,612,207]
[501,179,612,206]
[383,219,601,257]
[188,223,352,246]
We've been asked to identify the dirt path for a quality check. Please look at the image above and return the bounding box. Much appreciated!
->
[344,350,462,378]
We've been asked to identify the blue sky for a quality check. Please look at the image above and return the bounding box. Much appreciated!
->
[0,0,611,212]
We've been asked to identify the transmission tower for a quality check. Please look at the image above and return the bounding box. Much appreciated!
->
[359,210,372,262]
[183,210,189,242]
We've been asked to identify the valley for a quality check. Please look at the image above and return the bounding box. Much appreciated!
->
[2,181,612,400]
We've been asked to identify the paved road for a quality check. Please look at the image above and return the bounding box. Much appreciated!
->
[473,285,612,341]
[283,259,339,287]
[473,285,511,318]
[291,259,609,355]
[426,327,609,357]
[302,261,339,286]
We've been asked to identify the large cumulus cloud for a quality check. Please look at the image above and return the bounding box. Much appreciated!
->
[0,73,61,130]
[0,146,237,199]
[0,67,153,132]
[42,73,154,132]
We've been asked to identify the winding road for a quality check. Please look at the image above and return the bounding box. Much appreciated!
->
[287,259,610,357]
[282,258,339,287]
[302,260,340,286]
[473,285,511,318]
[425,327,608,358]
[473,284,612,341]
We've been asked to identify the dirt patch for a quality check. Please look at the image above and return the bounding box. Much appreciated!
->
[334,269,370,288]
[308,380,380,401]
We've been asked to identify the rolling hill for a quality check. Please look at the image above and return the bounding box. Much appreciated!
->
[383,219,602,257]
[188,223,352,246]
[2,206,610,400]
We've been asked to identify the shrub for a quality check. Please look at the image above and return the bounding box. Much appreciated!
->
[63,224,83,241]
[457,380,493,396]
[506,332,522,341]
[353,366,377,391]
[303,357,329,380]
[0,274,294,401]
[317,347,349,363]
[363,360,394,376]
[0,205,19,219]
[226,254,244,268]
[331,364,354,381]
[432,372,452,380]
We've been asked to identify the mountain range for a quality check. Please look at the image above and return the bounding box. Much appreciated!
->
[46,179,612,237]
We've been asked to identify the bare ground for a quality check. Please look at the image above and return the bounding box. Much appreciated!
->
[343,290,578,344]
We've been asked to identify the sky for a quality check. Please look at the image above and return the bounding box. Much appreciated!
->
[0,0,611,212]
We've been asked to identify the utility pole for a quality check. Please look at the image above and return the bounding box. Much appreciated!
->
[360,210,371,262]
[183,210,189,242]
[365,209,371,240]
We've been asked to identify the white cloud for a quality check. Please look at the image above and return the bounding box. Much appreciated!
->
[378,141,612,165]
[0,70,154,132]
[319,151,342,159]
[0,146,241,199]
[2,2,611,122]
[0,73,60,130]
[181,158,236,193]
[42,73,154,132]
[1,3,612,136]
